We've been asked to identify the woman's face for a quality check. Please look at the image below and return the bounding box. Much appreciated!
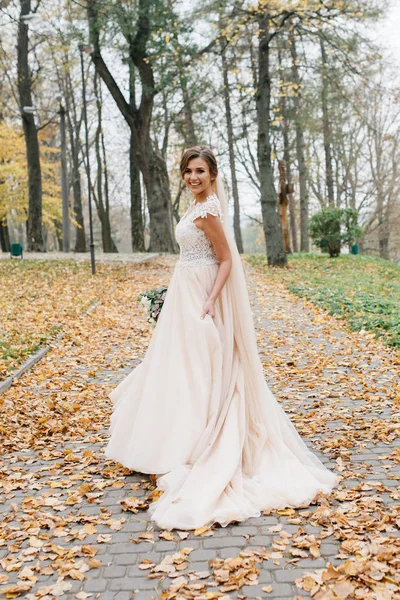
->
[183,157,214,197]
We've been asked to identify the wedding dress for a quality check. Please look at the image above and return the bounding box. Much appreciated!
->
[104,183,338,531]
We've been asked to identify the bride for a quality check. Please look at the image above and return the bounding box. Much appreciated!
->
[104,145,338,531]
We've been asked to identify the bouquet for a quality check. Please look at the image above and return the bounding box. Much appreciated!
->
[138,286,168,326]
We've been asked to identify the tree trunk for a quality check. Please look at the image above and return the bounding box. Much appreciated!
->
[180,73,197,147]
[220,35,244,253]
[17,0,44,251]
[172,181,185,224]
[320,35,335,207]
[55,221,63,251]
[58,50,87,253]
[17,223,25,246]
[143,146,176,252]
[169,24,197,147]
[282,120,298,253]
[255,12,287,266]
[100,104,118,253]
[130,136,145,251]
[93,72,118,253]
[289,29,309,252]
[70,131,87,252]
[87,0,176,252]
[278,160,291,253]
[278,42,298,253]
[379,208,390,260]
[0,221,10,252]
[64,82,87,252]
[376,175,389,260]
[128,64,144,251]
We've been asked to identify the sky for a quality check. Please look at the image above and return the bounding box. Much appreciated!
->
[375,1,400,61]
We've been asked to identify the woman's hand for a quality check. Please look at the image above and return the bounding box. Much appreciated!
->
[201,298,215,319]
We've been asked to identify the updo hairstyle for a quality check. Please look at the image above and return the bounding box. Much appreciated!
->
[179,146,218,185]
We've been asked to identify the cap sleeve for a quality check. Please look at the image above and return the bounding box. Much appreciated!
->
[190,196,222,222]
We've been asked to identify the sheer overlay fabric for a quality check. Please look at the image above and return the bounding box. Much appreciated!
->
[104,179,338,530]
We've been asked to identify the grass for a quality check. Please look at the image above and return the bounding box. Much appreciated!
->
[246,252,400,348]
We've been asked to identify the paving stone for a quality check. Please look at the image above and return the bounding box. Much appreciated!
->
[240,584,273,596]
[188,561,211,572]
[232,526,259,536]
[275,568,310,583]
[303,524,323,534]
[292,586,311,597]
[219,547,247,558]
[98,592,135,600]
[203,536,248,548]
[257,569,273,583]
[103,565,127,578]
[84,578,109,592]
[259,560,282,571]
[320,543,340,556]
[177,539,202,550]
[109,542,153,554]
[127,566,146,578]
[128,576,163,591]
[188,548,217,561]
[295,557,329,568]
[154,540,182,551]
[93,544,112,556]
[266,582,293,596]
[247,516,278,525]
[136,551,160,563]
[123,520,149,533]
[247,535,276,546]
[114,554,140,566]
[106,532,133,543]
[109,577,138,592]
[131,592,158,600]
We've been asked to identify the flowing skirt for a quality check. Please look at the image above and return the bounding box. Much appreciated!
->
[104,263,338,530]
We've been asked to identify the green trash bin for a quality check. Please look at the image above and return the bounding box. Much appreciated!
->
[351,244,359,255]
[10,243,23,259]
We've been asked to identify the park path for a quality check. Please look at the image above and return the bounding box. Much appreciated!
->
[0,256,398,600]
[0,252,159,263]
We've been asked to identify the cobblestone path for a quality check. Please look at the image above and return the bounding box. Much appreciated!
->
[0,257,398,600]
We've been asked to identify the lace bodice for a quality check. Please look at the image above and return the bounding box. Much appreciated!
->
[175,194,222,267]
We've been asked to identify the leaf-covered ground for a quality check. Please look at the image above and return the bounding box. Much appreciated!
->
[0,256,398,600]
[246,253,400,348]
[0,261,114,378]
[0,255,156,379]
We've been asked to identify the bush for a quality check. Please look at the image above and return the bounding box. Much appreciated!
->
[309,207,362,257]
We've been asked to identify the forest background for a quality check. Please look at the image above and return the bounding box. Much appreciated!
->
[1,0,400,265]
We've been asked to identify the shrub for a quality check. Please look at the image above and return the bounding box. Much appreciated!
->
[309,207,362,257]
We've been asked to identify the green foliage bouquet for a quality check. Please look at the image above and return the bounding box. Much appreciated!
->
[138,286,168,327]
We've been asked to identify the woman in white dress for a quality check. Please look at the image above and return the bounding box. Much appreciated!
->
[105,146,338,531]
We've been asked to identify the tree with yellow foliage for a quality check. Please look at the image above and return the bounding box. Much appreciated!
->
[0,122,62,251]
